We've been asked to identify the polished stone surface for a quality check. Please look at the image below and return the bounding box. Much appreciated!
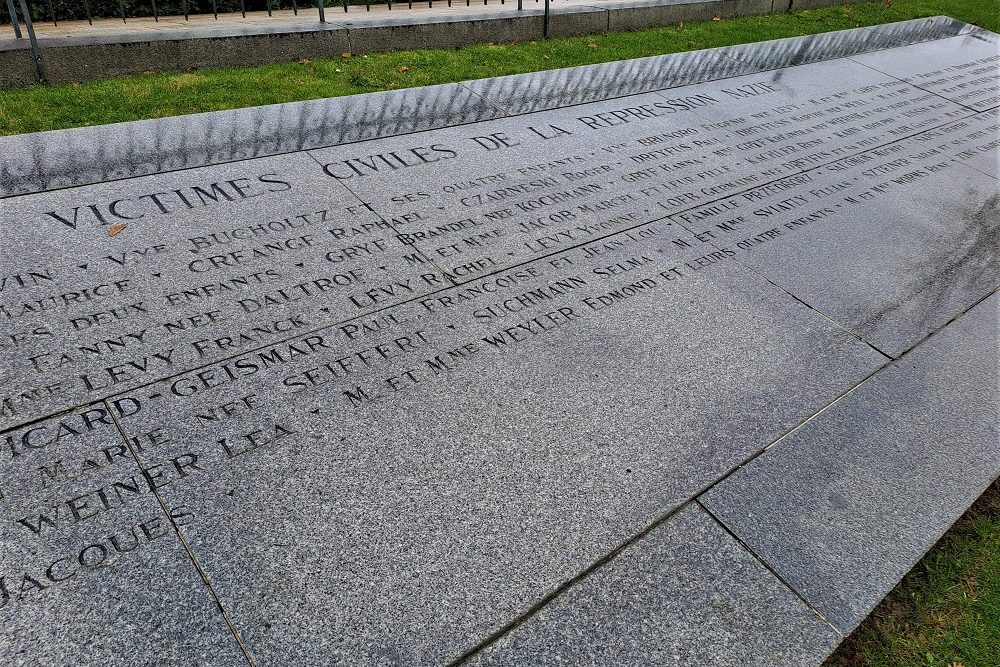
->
[0,16,980,197]
[468,505,841,667]
[659,60,998,356]
[0,152,445,428]
[0,81,506,197]
[103,219,880,665]
[720,15,977,70]
[463,45,756,115]
[701,294,1000,633]
[0,406,248,666]
[0,21,998,667]
[850,32,999,112]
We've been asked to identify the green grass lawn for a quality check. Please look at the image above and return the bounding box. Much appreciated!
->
[827,482,1000,667]
[0,0,997,135]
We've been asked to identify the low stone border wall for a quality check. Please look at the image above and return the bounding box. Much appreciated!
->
[0,0,847,87]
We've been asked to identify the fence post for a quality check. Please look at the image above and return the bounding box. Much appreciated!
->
[318,0,326,21]
[15,0,45,83]
[543,0,549,37]
[5,0,22,38]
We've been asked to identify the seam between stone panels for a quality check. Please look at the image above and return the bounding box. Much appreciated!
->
[884,287,999,360]
[953,160,1000,180]
[845,55,999,114]
[302,149,462,285]
[456,81,514,115]
[448,356,896,663]
[649,89,991,359]
[668,221,895,360]
[694,498,845,639]
[711,358,887,486]
[692,307,1000,641]
[738,263,894,359]
[453,307,1000,663]
[0,104,986,434]
[699,286,997,495]
[447,500,699,666]
[645,91,897,360]
[101,399,260,667]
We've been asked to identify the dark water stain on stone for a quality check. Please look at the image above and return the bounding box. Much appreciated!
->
[854,190,1000,353]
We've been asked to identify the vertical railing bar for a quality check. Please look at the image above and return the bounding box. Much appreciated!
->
[118,0,126,23]
[211,0,218,19]
[266,0,272,17]
[408,0,412,9]
[517,0,521,9]
[151,0,158,22]
[292,0,298,15]
[16,0,45,82]
[181,0,188,20]
[5,0,22,37]
[239,0,246,18]
[543,0,549,37]
[343,0,347,13]
[387,0,391,10]
[318,0,326,21]
[365,0,369,11]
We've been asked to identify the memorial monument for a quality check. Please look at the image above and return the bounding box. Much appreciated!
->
[0,16,997,666]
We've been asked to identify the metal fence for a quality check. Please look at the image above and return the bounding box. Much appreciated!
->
[3,0,553,30]
[4,0,555,83]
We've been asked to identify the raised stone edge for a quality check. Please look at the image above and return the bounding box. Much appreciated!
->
[0,15,992,198]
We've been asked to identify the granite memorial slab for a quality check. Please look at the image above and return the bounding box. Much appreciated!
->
[850,32,999,112]
[0,406,248,666]
[0,16,983,199]
[467,505,841,667]
[0,81,507,198]
[98,219,882,664]
[0,18,998,667]
[0,152,448,429]
[700,293,1000,633]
